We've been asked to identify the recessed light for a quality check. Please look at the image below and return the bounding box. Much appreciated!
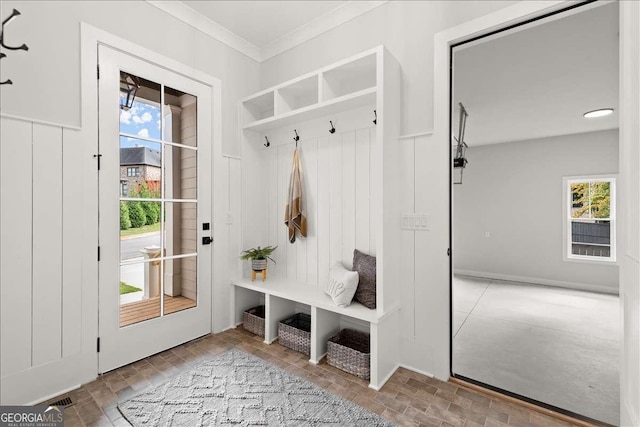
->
[584,108,614,118]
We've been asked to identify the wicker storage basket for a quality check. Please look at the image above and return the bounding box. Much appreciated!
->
[243,305,265,337]
[278,313,311,355]
[327,329,371,380]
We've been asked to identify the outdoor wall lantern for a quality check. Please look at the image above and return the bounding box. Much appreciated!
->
[120,73,140,111]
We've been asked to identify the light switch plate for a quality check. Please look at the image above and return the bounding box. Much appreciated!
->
[401,213,430,231]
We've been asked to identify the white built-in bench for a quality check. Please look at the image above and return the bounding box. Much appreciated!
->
[232,277,400,390]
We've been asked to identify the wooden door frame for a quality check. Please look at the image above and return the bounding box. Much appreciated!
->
[80,23,222,384]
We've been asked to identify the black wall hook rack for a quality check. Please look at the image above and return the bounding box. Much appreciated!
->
[0,8,29,85]
[293,129,300,147]
[373,110,377,125]
[264,136,270,148]
[329,121,336,134]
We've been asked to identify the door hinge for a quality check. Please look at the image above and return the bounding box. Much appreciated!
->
[93,154,102,170]
[97,246,101,261]
[97,64,100,80]
[97,337,100,353]
[447,248,451,256]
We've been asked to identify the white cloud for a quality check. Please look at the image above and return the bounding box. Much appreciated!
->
[141,112,153,123]
[120,110,131,124]
[156,119,161,129]
[132,115,143,124]
[137,128,149,138]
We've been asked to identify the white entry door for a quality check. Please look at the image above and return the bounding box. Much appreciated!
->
[98,45,213,373]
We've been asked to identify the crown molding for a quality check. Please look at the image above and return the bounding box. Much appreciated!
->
[146,1,388,63]
[147,0,261,61]
[260,1,388,61]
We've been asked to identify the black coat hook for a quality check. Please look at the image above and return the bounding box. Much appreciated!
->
[329,121,336,134]
[0,53,11,85]
[293,129,300,147]
[373,110,377,125]
[1,9,29,51]
[264,136,270,148]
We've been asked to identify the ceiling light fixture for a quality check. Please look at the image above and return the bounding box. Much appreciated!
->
[583,108,614,118]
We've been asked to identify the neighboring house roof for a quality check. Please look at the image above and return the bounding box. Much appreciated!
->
[120,146,161,167]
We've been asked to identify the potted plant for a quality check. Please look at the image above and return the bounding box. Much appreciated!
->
[240,246,277,281]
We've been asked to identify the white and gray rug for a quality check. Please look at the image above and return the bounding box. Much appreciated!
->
[118,349,395,426]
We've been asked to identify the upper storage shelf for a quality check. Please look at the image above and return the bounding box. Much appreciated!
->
[241,48,380,132]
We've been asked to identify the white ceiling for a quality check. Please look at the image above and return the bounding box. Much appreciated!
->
[149,1,386,61]
[182,1,348,47]
[453,2,619,146]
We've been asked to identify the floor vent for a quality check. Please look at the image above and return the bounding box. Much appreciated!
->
[48,397,73,407]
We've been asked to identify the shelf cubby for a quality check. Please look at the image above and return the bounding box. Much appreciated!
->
[321,53,377,101]
[275,75,319,115]
[242,90,275,125]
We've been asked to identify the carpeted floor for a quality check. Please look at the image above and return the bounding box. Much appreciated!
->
[118,348,394,426]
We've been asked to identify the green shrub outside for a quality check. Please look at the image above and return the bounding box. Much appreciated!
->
[120,201,131,230]
[128,202,147,228]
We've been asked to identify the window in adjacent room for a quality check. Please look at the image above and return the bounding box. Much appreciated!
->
[564,176,616,262]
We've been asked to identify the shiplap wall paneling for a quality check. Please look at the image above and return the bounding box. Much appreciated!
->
[62,129,83,357]
[369,127,377,255]
[341,132,356,269]
[316,136,331,290]
[301,138,318,285]
[32,123,63,366]
[399,137,416,340]
[355,128,371,255]
[328,133,343,275]
[228,157,242,284]
[0,117,33,377]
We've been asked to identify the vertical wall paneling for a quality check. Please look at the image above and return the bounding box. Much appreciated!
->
[329,134,343,266]
[32,123,63,366]
[0,117,33,376]
[295,142,308,283]
[303,138,318,286]
[266,147,281,278]
[354,129,370,255]
[228,158,242,283]
[62,129,83,357]
[399,137,416,340]
[341,132,356,268]
[369,127,377,255]
[278,146,291,277]
[316,137,331,289]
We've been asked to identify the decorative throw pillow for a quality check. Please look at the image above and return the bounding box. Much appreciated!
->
[325,263,359,308]
[352,249,376,309]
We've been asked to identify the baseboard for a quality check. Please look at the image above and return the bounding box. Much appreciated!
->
[622,399,639,427]
[369,363,400,391]
[29,384,81,406]
[309,352,326,365]
[454,269,618,295]
[398,363,435,379]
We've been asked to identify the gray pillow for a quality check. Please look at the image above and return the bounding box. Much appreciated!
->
[352,249,376,309]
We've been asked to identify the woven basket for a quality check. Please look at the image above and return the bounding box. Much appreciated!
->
[327,329,371,380]
[243,305,265,337]
[278,313,311,355]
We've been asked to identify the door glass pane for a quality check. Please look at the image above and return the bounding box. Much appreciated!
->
[164,202,197,257]
[118,73,199,327]
[120,261,160,327]
[163,257,197,317]
[164,145,197,200]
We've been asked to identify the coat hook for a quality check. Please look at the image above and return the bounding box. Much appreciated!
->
[264,136,270,148]
[1,9,29,51]
[293,129,300,147]
[329,121,336,134]
[373,110,377,125]
[0,53,11,85]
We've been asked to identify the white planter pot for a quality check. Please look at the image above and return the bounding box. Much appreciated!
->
[251,259,268,272]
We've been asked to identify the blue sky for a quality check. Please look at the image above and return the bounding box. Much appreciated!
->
[119,97,161,151]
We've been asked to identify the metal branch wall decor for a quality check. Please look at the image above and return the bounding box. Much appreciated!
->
[0,8,29,85]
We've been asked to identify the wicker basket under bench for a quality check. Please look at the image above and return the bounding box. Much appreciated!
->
[278,313,311,355]
[243,305,265,337]
[327,329,371,380]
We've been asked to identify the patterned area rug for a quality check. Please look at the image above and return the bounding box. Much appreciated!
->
[118,349,395,426]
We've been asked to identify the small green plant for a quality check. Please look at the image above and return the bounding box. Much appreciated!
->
[240,246,277,264]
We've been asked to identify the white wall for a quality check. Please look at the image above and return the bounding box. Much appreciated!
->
[0,0,259,405]
[454,130,619,293]
[242,108,377,288]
